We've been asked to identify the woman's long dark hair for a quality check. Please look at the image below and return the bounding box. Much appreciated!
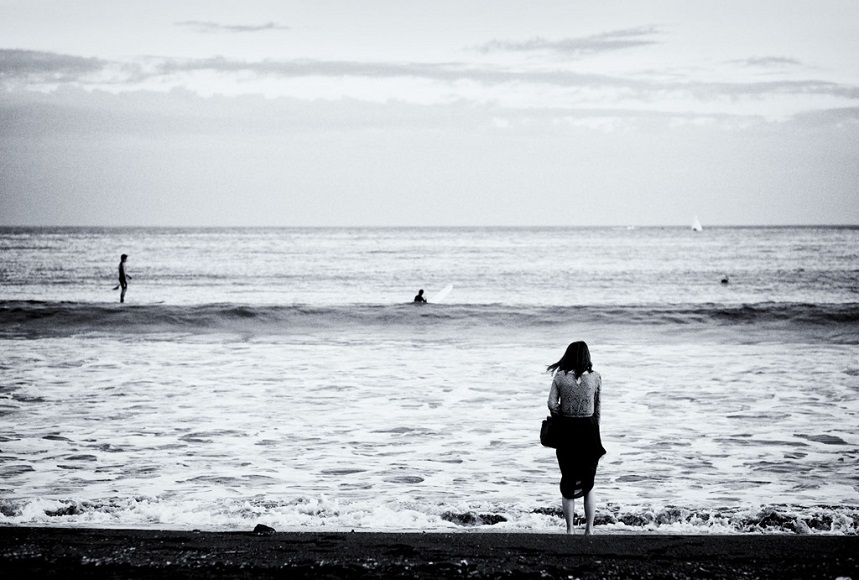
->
[546,341,593,377]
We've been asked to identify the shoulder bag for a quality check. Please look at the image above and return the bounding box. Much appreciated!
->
[540,414,560,448]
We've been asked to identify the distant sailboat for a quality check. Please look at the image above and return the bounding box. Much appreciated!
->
[691,216,703,232]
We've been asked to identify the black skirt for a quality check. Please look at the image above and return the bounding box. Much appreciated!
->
[554,415,606,499]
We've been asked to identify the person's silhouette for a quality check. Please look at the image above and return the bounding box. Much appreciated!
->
[118,254,131,303]
[413,289,427,303]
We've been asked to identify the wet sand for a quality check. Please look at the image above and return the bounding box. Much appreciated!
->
[2,527,857,579]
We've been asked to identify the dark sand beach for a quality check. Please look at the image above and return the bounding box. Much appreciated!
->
[1,527,856,579]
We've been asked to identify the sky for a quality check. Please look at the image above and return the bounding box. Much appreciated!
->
[1,0,857,227]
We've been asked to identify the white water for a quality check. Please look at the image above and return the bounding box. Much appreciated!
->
[1,327,857,533]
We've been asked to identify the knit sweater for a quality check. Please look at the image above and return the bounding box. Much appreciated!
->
[547,370,601,423]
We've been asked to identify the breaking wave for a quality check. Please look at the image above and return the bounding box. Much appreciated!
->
[1,496,855,535]
[2,300,858,342]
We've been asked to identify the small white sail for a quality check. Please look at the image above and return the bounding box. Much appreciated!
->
[691,216,703,232]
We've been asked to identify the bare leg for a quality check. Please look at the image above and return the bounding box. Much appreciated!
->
[562,497,575,534]
[120,285,127,303]
[583,491,595,535]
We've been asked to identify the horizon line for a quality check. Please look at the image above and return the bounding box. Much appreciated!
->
[1,223,857,230]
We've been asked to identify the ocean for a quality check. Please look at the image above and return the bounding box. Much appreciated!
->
[1,226,857,534]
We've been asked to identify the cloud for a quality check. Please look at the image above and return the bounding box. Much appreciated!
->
[688,79,859,100]
[734,56,803,68]
[0,49,151,88]
[0,49,106,82]
[150,55,859,100]
[0,49,616,90]
[154,56,464,81]
[175,20,289,33]
[2,49,857,111]
[475,26,661,56]
[0,87,504,138]
[4,84,855,148]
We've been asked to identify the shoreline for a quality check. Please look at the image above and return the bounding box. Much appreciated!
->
[2,527,857,579]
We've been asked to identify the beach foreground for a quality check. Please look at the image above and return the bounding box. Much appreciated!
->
[1,527,857,579]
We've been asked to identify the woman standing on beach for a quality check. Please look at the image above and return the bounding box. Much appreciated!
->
[547,341,606,535]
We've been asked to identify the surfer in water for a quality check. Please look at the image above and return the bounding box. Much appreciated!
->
[116,254,131,303]
[413,289,427,303]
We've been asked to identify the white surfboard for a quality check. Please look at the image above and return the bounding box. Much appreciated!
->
[430,284,453,303]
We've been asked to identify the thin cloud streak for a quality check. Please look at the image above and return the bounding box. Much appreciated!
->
[475,26,661,56]
[175,20,290,33]
[734,56,803,68]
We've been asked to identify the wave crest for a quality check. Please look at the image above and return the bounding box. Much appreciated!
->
[2,301,857,342]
